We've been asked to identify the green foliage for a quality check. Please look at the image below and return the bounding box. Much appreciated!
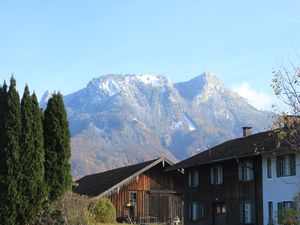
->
[92,198,116,223]
[33,192,94,225]
[0,77,22,224]
[18,86,47,224]
[280,208,300,225]
[44,93,72,199]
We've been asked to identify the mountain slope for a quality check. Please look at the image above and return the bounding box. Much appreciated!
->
[42,72,273,179]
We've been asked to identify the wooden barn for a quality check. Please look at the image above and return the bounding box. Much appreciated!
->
[73,157,184,223]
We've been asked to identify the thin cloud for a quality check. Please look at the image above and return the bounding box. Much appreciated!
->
[258,7,300,24]
[236,0,300,25]
[232,82,274,110]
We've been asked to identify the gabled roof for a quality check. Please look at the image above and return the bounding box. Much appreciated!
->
[73,157,174,197]
[166,130,279,171]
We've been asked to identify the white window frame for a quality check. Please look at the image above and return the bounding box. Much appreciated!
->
[189,202,199,221]
[129,191,137,206]
[282,155,291,176]
[188,169,199,187]
[240,202,254,224]
[238,160,253,182]
[210,166,223,185]
[244,203,252,224]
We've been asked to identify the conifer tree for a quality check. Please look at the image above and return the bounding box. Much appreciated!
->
[19,85,33,223]
[31,92,47,214]
[0,82,9,224]
[19,86,46,223]
[44,92,72,199]
[0,77,22,224]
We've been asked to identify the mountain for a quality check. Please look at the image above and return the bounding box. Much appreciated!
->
[41,72,273,179]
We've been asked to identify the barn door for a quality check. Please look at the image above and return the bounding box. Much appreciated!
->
[149,194,170,223]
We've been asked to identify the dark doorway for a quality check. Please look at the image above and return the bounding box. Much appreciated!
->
[213,203,227,225]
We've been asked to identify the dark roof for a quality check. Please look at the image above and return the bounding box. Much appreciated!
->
[73,157,173,197]
[167,130,279,171]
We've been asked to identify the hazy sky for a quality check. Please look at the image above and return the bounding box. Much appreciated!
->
[0,0,299,110]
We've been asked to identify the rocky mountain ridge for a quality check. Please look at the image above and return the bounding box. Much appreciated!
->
[40,71,273,179]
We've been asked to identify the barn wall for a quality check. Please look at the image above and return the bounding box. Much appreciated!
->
[107,162,184,223]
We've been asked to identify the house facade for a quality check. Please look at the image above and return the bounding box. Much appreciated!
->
[73,157,184,223]
[262,153,300,225]
[168,127,300,225]
[184,155,263,225]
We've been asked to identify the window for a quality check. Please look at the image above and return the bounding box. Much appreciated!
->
[240,202,255,224]
[188,169,199,187]
[210,166,223,185]
[276,154,296,177]
[214,204,226,214]
[189,202,204,221]
[238,160,253,182]
[129,192,137,206]
[278,201,296,223]
[268,201,273,223]
[267,157,272,178]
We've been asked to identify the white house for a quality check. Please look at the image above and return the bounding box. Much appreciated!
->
[262,152,300,225]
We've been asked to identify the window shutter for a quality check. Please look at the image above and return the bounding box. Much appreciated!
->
[188,171,192,187]
[290,154,296,176]
[251,202,255,224]
[219,166,223,184]
[249,161,254,180]
[210,167,214,184]
[196,203,200,220]
[200,205,204,218]
[276,156,281,177]
[277,202,283,223]
[189,203,192,220]
[195,170,199,187]
[238,164,243,181]
[240,203,244,223]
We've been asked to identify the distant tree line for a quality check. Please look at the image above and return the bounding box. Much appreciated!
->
[0,77,72,225]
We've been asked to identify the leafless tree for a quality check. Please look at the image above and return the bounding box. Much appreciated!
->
[271,62,300,152]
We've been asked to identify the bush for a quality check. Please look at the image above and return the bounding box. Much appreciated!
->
[33,192,94,225]
[92,198,116,223]
[280,208,300,225]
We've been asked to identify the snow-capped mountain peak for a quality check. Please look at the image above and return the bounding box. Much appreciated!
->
[47,71,272,179]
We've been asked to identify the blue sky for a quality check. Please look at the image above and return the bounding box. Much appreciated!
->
[0,0,299,110]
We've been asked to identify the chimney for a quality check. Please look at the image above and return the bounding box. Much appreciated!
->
[242,127,252,137]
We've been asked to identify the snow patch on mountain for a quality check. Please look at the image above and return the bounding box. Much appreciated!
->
[136,74,161,86]
[183,113,196,131]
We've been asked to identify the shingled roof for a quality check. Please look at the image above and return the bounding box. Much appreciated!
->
[73,157,173,197]
[166,129,279,171]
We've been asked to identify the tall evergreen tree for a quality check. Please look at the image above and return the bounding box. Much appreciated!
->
[0,77,22,224]
[31,92,47,215]
[0,82,9,224]
[44,92,72,199]
[19,86,46,223]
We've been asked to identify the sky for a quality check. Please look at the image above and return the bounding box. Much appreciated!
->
[0,0,300,110]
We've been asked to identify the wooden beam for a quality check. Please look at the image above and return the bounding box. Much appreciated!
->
[148,190,183,194]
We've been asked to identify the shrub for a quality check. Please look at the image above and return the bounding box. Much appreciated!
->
[33,192,94,225]
[280,208,300,225]
[92,198,116,223]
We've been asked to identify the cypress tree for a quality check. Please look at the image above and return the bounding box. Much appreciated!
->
[0,77,22,224]
[44,92,72,199]
[0,82,9,224]
[19,86,46,223]
[31,92,47,216]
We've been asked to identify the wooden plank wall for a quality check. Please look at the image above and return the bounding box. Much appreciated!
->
[107,163,184,223]
[184,156,263,225]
